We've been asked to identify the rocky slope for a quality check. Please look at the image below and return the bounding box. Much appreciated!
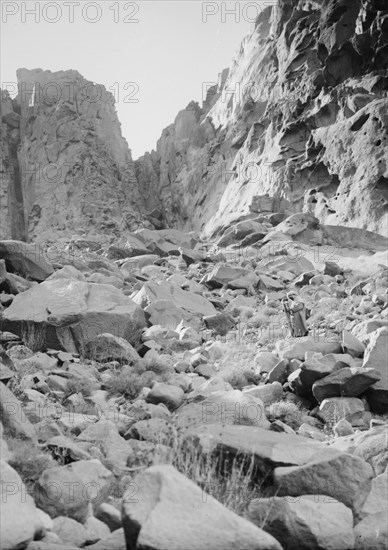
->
[0,220,387,549]
[136,0,388,237]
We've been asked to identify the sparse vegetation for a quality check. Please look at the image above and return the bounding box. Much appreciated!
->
[64,375,95,398]
[7,437,55,491]
[152,430,267,516]
[20,321,47,352]
[267,401,306,431]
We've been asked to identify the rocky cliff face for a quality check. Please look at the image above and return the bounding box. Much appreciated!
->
[1,68,145,243]
[1,0,387,243]
[136,0,388,237]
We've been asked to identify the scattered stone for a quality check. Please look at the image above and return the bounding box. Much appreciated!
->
[333,418,354,437]
[146,383,185,411]
[52,516,88,548]
[84,333,141,364]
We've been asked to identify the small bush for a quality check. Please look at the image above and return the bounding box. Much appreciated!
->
[8,438,55,491]
[143,354,173,379]
[105,366,145,399]
[20,322,46,352]
[65,376,95,398]
[152,430,266,516]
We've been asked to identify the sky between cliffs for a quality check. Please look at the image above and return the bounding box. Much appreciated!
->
[0,1,268,158]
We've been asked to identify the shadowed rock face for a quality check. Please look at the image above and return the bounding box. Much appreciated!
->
[135,0,388,237]
[1,0,387,243]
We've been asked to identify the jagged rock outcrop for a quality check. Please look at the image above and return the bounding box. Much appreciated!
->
[136,0,388,237]
[1,69,145,243]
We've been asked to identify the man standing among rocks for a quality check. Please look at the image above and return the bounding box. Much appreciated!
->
[283,291,309,337]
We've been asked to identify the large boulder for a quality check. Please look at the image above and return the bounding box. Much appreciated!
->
[122,465,282,550]
[185,424,325,478]
[328,425,388,476]
[248,494,355,550]
[0,240,53,281]
[84,333,141,364]
[278,337,342,361]
[133,281,216,317]
[0,460,44,549]
[2,279,146,353]
[274,448,374,518]
[362,327,388,412]
[175,390,269,430]
[312,367,381,403]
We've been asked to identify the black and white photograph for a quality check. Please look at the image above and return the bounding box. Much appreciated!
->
[0,1,387,549]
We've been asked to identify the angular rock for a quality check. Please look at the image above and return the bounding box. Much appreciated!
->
[146,383,185,411]
[2,279,147,353]
[0,240,54,281]
[185,424,325,478]
[243,382,283,406]
[122,465,282,550]
[248,494,355,550]
[176,389,269,430]
[52,516,88,548]
[274,448,374,517]
[203,313,235,336]
[328,425,388,476]
[35,465,92,522]
[133,281,216,317]
[84,333,141,364]
[362,327,388,412]
[0,460,43,549]
[354,512,388,550]
[278,337,342,361]
[0,381,37,441]
[312,367,381,403]
[342,330,365,358]
[317,397,365,425]
[203,265,250,289]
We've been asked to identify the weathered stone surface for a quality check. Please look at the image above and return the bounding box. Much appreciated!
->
[362,327,388,412]
[176,389,269,430]
[122,465,282,550]
[317,397,365,425]
[185,424,324,477]
[354,512,388,550]
[35,465,91,522]
[1,68,145,242]
[133,281,216,317]
[342,330,365,358]
[146,383,185,411]
[274,448,374,517]
[248,495,355,550]
[0,240,53,281]
[52,516,88,548]
[312,367,381,403]
[2,279,146,352]
[84,333,141,364]
[0,460,43,549]
[328,425,388,476]
[278,338,342,361]
[0,381,37,441]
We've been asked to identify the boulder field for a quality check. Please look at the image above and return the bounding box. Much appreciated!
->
[0,219,387,549]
